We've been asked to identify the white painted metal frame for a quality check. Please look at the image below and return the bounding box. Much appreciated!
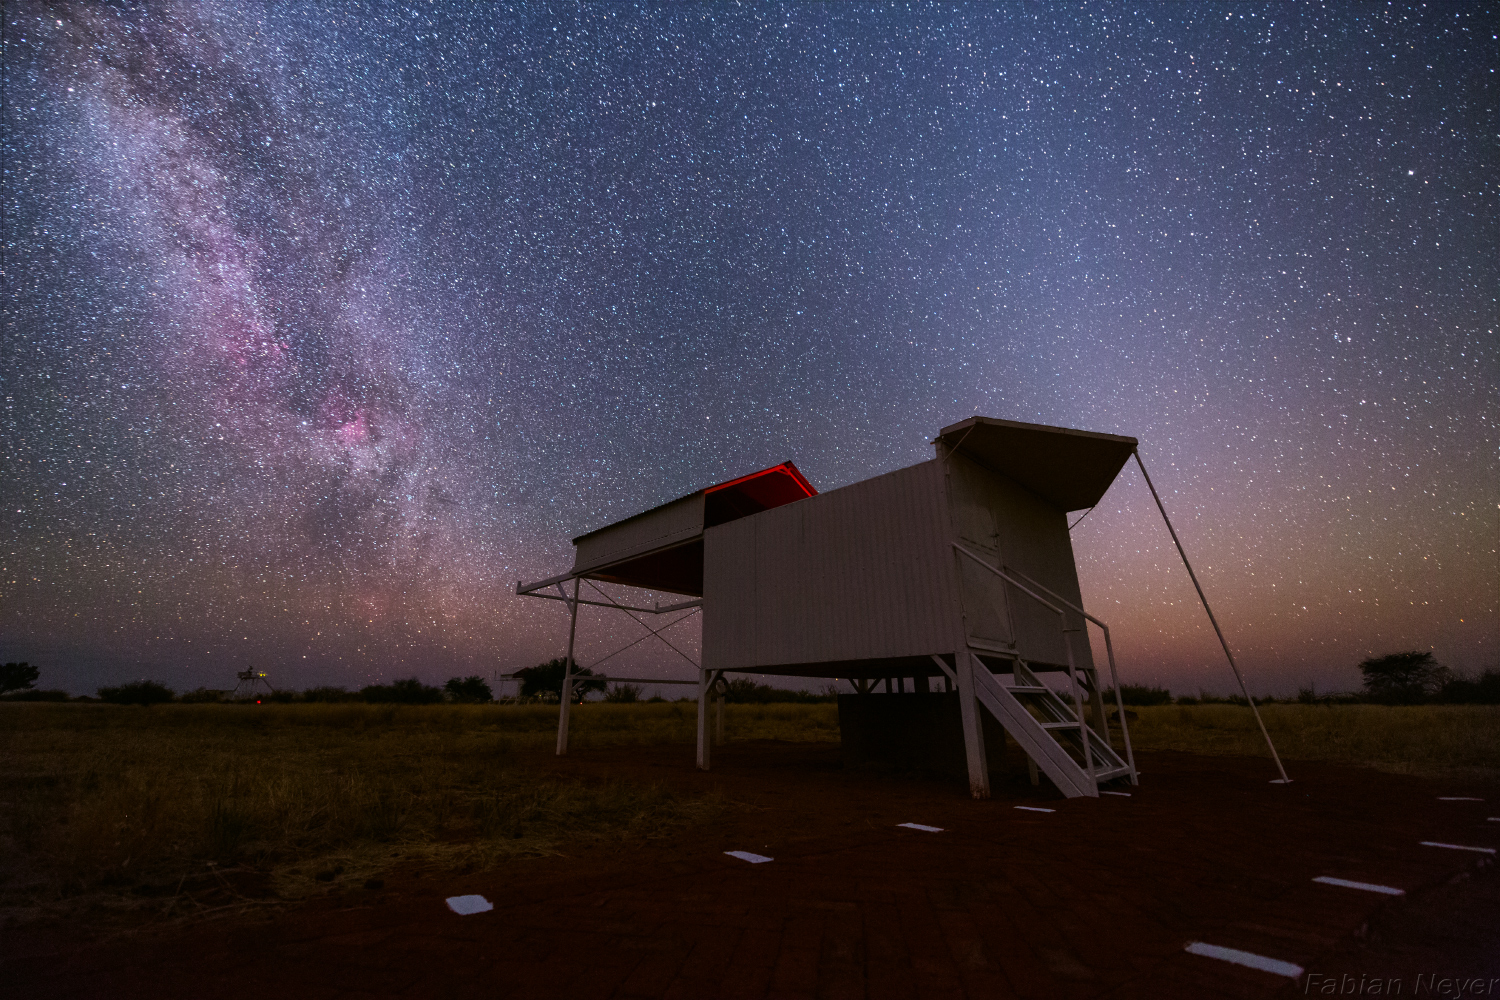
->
[937,441,992,800]
[555,576,582,756]
[926,652,988,799]
[955,648,990,797]
[516,572,703,757]
[696,668,725,770]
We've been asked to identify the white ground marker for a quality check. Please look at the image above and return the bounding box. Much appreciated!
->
[1312,876,1405,896]
[445,894,493,915]
[897,822,943,832]
[1489,818,1500,823]
[725,850,774,864]
[1420,841,1497,855]
[1014,806,1056,813]
[1101,791,1132,797]
[1438,796,1484,802]
[1185,942,1304,978]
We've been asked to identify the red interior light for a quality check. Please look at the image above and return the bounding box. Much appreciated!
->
[703,462,816,527]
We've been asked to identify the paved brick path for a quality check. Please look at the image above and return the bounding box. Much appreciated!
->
[7,743,1498,998]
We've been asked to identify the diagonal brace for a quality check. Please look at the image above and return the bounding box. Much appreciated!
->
[584,579,701,669]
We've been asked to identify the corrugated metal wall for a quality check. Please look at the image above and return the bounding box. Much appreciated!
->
[702,453,1095,676]
[945,455,1014,647]
[703,460,960,670]
[573,493,705,575]
[946,453,1096,671]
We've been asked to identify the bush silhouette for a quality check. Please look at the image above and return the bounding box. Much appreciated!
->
[1108,684,1173,706]
[1,661,40,694]
[444,676,494,703]
[98,681,175,705]
[1,689,69,702]
[604,683,642,703]
[359,678,444,704]
[302,686,358,703]
[1436,668,1500,705]
[722,678,831,703]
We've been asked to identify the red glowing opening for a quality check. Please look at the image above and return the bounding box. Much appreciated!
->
[703,462,816,527]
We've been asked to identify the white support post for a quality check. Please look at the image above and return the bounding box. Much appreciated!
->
[696,667,712,770]
[1087,668,1109,740]
[555,576,581,756]
[1061,630,1095,779]
[956,651,991,799]
[938,441,992,801]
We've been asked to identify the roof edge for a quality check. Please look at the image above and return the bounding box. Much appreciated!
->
[570,460,814,545]
[936,415,1138,448]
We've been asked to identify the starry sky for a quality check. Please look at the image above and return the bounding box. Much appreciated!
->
[3,2,1495,698]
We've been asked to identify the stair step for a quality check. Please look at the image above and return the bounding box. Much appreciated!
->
[1092,765,1133,781]
[971,663,1127,800]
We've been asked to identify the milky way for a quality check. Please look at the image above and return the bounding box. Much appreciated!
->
[3,3,1495,696]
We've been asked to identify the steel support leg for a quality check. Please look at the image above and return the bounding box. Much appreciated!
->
[696,668,713,770]
[555,576,581,756]
[956,651,991,799]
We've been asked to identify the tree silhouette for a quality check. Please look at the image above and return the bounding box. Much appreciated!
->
[1359,651,1449,704]
[515,658,605,701]
[0,662,39,694]
[444,676,494,703]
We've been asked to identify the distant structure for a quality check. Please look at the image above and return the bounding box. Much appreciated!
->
[232,668,275,700]
[519,416,1286,798]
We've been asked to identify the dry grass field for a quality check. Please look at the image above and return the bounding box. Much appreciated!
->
[0,702,837,928]
[1,699,1493,932]
[1123,703,1500,780]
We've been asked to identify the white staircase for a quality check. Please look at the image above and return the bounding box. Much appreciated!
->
[946,542,1138,799]
[970,657,1134,798]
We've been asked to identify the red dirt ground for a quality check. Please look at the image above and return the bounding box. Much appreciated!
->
[6,742,1499,999]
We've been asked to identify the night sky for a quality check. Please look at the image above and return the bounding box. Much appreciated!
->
[4,3,1495,698]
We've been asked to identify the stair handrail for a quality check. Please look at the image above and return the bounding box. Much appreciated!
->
[1001,566,1138,785]
[952,542,1095,780]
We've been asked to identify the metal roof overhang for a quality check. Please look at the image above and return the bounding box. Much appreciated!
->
[936,417,1138,512]
[560,462,816,596]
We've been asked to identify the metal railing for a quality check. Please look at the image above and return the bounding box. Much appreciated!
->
[952,542,1095,780]
[1000,566,1137,784]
